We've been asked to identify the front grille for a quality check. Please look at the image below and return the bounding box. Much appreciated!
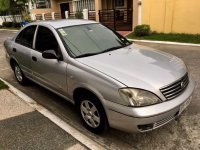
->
[160,73,189,100]
[153,113,176,128]
[138,112,179,132]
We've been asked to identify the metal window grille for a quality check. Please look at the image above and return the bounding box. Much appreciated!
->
[74,0,95,11]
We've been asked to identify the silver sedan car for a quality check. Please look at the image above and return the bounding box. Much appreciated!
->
[4,20,195,133]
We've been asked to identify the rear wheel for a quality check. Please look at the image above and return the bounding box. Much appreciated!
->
[14,63,28,85]
[78,95,107,134]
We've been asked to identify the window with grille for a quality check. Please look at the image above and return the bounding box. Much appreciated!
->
[35,0,51,9]
[74,0,95,11]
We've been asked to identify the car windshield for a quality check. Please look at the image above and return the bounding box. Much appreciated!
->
[57,23,131,58]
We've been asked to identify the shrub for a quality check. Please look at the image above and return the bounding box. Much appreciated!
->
[23,12,32,22]
[13,22,21,28]
[134,24,151,37]
[75,11,83,19]
[2,22,21,28]
[2,22,13,28]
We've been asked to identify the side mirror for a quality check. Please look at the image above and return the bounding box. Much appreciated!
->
[42,50,58,59]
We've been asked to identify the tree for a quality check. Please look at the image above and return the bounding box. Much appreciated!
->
[0,0,10,11]
[0,0,30,14]
[0,0,31,22]
[0,0,11,22]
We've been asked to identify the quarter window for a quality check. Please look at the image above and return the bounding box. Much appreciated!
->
[35,26,59,53]
[15,25,37,48]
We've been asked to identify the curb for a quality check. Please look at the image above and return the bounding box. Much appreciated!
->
[128,39,200,47]
[0,29,19,32]
[0,77,104,150]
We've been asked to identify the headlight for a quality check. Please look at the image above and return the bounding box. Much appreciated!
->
[119,88,161,107]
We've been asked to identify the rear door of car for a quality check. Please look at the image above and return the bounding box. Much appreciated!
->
[13,25,37,78]
[31,25,68,95]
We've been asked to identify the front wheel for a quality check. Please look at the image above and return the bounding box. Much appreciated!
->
[78,96,107,134]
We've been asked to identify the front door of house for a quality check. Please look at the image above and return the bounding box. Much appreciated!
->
[60,3,70,19]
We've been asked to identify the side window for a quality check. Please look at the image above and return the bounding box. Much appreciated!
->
[16,25,37,48]
[35,26,59,53]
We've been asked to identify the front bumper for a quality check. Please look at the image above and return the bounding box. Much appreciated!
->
[105,76,195,133]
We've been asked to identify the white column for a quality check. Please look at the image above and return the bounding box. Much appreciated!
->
[138,0,142,25]
[42,13,45,20]
[28,0,32,11]
[31,13,36,21]
[33,3,36,9]
[83,9,88,19]
[72,1,76,12]
[65,11,69,19]
[52,12,55,20]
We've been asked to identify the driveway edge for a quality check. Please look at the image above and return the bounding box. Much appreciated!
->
[0,77,104,150]
[128,39,200,47]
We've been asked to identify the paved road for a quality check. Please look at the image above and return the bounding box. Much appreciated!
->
[0,87,86,150]
[0,30,199,150]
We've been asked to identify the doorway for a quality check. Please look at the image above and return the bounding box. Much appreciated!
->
[60,3,70,19]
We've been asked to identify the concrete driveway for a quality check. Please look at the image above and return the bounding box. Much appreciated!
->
[0,30,199,150]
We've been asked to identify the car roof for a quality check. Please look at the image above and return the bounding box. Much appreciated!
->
[30,19,97,29]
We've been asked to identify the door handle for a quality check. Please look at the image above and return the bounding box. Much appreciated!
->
[32,56,37,62]
[13,48,17,52]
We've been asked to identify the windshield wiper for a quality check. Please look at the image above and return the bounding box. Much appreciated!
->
[75,52,99,58]
[100,45,125,54]
[75,45,126,58]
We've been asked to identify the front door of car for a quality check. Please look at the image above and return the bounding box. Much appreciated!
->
[13,25,37,78]
[31,25,67,95]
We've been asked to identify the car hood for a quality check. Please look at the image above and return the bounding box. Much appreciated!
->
[77,44,187,90]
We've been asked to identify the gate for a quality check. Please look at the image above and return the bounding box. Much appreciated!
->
[99,9,133,31]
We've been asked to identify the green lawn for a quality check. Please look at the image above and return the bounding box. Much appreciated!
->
[126,33,200,44]
[0,80,8,90]
[0,27,20,30]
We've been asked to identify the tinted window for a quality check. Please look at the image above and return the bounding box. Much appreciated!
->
[16,25,37,48]
[35,26,59,53]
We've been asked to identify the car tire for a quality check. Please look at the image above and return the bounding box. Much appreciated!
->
[78,95,107,134]
[13,63,28,85]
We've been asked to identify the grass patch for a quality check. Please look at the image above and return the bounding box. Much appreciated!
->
[0,80,9,90]
[126,32,200,44]
[0,27,20,30]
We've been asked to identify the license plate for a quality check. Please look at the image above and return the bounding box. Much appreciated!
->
[179,97,192,115]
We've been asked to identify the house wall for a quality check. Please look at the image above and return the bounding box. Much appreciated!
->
[30,0,139,31]
[101,0,113,10]
[142,0,200,34]
[133,0,138,28]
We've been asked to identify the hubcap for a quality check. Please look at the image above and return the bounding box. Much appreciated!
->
[15,65,23,82]
[80,100,100,128]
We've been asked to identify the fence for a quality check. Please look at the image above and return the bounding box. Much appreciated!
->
[99,9,133,31]
[88,11,96,21]
[33,9,96,21]
[0,9,96,26]
[0,15,22,25]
